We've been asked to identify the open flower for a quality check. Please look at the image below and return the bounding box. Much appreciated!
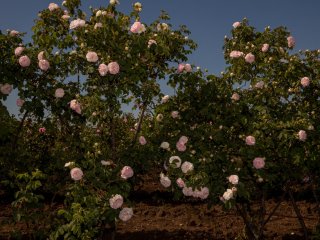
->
[70,100,81,114]
[19,55,31,67]
[169,156,182,168]
[121,166,134,179]
[55,88,65,98]
[109,194,123,209]
[139,136,147,145]
[245,136,256,146]
[298,130,307,141]
[262,43,269,52]
[98,63,108,76]
[301,77,310,87]
[130,21,146,34]
[48,3,59,11]
[287,36,295,48]
[160,173,171,188]
[39,59,50,71]
[70,167,83,181]
[119,208,133,222]
[253,157,265,169]
[181,161,194,174]
[108,62,120,74]
[230,51,244,58]
[245,53,255,64]
[222,189,233,201]
[86,51,98,62]
[228,175,239,185]
[0,84,13,95]
[232,21,241,28]
[14,47,25,56]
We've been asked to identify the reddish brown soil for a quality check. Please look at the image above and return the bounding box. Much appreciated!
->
[1,173,319,239]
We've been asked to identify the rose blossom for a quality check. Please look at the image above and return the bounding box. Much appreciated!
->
[160,174,171,188]
[55,88,65,98]
[98,63,108,76]
[121,166,134,179]
[245,53,255,64]
[179,136,188,144]
[298,130,307,141]
[230,51,244,58]
[19,55,31,67]
[156,114,163,122]
[119,208,133,222]
[176,178,185,188]
[70,167,83,181]
[109,194,123,209]
[86,51,98,63]
[169,156,182,168]
[287,36,295,48]
[182,187,193,197]
[232,21,241,28]
[14,47,25,56]
[38,127,46,133]
[301,77,310,87]
[253,157,265,169]
[160,142,170,150]
[38,59,50,71]
[62,14,70,20]
[157,23,169,31]
[70,99,81,114]
[177,63,185,73]
[38,51,45,61]
[16,99,25,107]
[0,84,13,95]
[48,3,59,11]
[228,175,239,185]
[184,63,192,72]
[139,136,147,145]
[171,111,179,119]
[161,95,170,103]
[181,161,194,174]
[69,19,86,30]
[9,30,19,36]
[231,93,240,101]
[199,187,209,200]
[94,22,103,29]
[222,189,233,201]
[245,135,256,146]
[108,62,120,74]
[148,39,157,48]
[110,0,119,5]
[130,21,146,34]
[262,43,269,52]
[176,141,186,152]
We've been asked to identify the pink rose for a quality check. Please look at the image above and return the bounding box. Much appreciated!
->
[245,53,255,64]
[230,51,244,58]
[16,99,25,107]
[14,47,25,56]
[70,99,81,114]
[171,111,179,119]
[98,63,108,76]
[198,187,209,200]
[38,127,46,133]
[108,62,120,75]
[70,167,84,181]
[119,208,133,222]
[160,174,171,188]
[62,14,70,20]
[301,77,310,87]
[253,157,265,169]
[245,135,256,146]
[19,55,31,67]
[94,22,103,29]
[231,93,240,101]
[121,166,134,179]
[298,130,307,141]
[38,51,45,61]
[287,36,295,48]
[39,59,50,71]
[228,175,239,185]
[69,19,86,30]
[169,156,182,168]
[176,178,185,188]
[232,21,241,28]
[177,63,185,73]
[9,30,19,37]
[182,187,193,197]
[55,88,65,98]
[176,141,186,152]
[184,64,192,72]
[130,21,146,34]
[181,161,194,174]
[139,136,147,145]
[109,194,123,209]
[48,3,59,11]
[262,43,269,52]
[222,189,233,201]
[179,136,188,144]
[86,51,98,63]
[0,84,13,95]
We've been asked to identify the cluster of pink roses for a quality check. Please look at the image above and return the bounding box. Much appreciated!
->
[177,63,192,73]
[176,136,188,152]
[98,62,120,76]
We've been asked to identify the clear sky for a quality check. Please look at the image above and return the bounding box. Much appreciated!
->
[1,0,320,116]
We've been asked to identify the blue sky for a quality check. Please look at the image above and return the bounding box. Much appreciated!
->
[1,0,320,116]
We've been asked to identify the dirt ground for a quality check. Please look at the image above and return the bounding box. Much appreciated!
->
[1,172,319,239]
